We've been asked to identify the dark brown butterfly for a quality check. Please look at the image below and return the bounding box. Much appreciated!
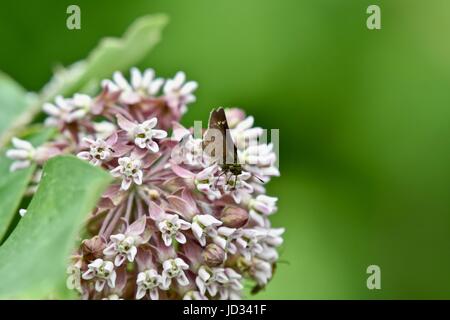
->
[203,107,243,178]
[203,107,265,188]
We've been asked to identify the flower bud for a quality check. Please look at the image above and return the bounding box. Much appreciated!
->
[81,236,106,261]
[220,206,249,228]
[202,244,225,267]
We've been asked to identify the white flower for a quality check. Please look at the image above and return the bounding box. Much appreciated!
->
[230,116,263,150]
[195,266,242,300]
[6,137,60,172]
[158,214,191,246]
[161,258,190,288]
[242,144,280,182]
[264,227,285,247]
[194,165,223,200]
[43,94,91,124]
[171,133,206,167]
[82,259,116,292]
[213,226,238,254]
[195,266,228,297]
[183,290,208,300]
[254,227,284,262]
[183,136,205,167]
[110,157,143,190]
[163,71,198,114]
[239,143,276,167]
[103,216,149,266]
[191,214,222,246]
[249,163,280,181]
[77,137,113,166]
[104,68,164,104]
[250,195,277,215]
[229,114,279,182]
[19,209,27,217]
[136,269,165,300]
[103,234,138,266]
[130,68,164,96]
[224,108,246,128]
[66,260,82,293]
[217,268,243,300]
[6,138,35,171]
[117,115,167,152]
[72,93,92,112]
[93,122,117,139]
[250,258,273,286]
[248,195,278,227]
[235,229,264,261]
[223,171,254,204]
[133,119,167,151]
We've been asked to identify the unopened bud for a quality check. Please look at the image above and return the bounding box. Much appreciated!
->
[202,244,225,267]
[81,235,106,261]
[220,206,249,228]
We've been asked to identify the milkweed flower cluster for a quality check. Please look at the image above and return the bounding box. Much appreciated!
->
[6,68,283,300]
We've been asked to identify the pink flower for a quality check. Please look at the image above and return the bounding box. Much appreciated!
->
[37,68,284,300]
[6,137,62,171]
[157,214,191,246]
[77,135,116,166]
[43,94,91,125]
[136,269,165,300]
[191,214,222,246]
[104,68,164,104]
[103,216,149,266]
[163,71,198,114]
[161,258,190,288]
[82,259,116,292]
[223,171,254,203]
[117,115,167,152]
[110,157,143,190]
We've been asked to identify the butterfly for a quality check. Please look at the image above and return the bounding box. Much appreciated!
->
[203,107,244,186]
[204,108,241,170]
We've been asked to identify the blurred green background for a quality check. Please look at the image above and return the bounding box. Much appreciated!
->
[1,0,449,299]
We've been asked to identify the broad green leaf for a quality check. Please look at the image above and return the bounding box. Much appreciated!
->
[0,126,56,242]
[0,71,31,137]
[0,156,112,299]
[58,13,169,96]
[0,14,168,147]
[0,160,34,242]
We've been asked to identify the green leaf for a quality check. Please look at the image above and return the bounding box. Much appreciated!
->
[0,156,112,299]
[58,13,169,96]
[0,126,56,242]
[0,14,168,147]
[0,160,34,242]
[0,71,31,137]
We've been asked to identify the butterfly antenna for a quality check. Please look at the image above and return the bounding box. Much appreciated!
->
[253,174,265,183]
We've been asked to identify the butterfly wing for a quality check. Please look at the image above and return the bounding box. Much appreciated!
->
[203,107,238,166]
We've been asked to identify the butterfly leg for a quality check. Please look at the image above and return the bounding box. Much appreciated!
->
[214,170,226,190]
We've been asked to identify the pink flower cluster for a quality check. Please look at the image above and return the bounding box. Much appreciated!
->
[7,68,283,300]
